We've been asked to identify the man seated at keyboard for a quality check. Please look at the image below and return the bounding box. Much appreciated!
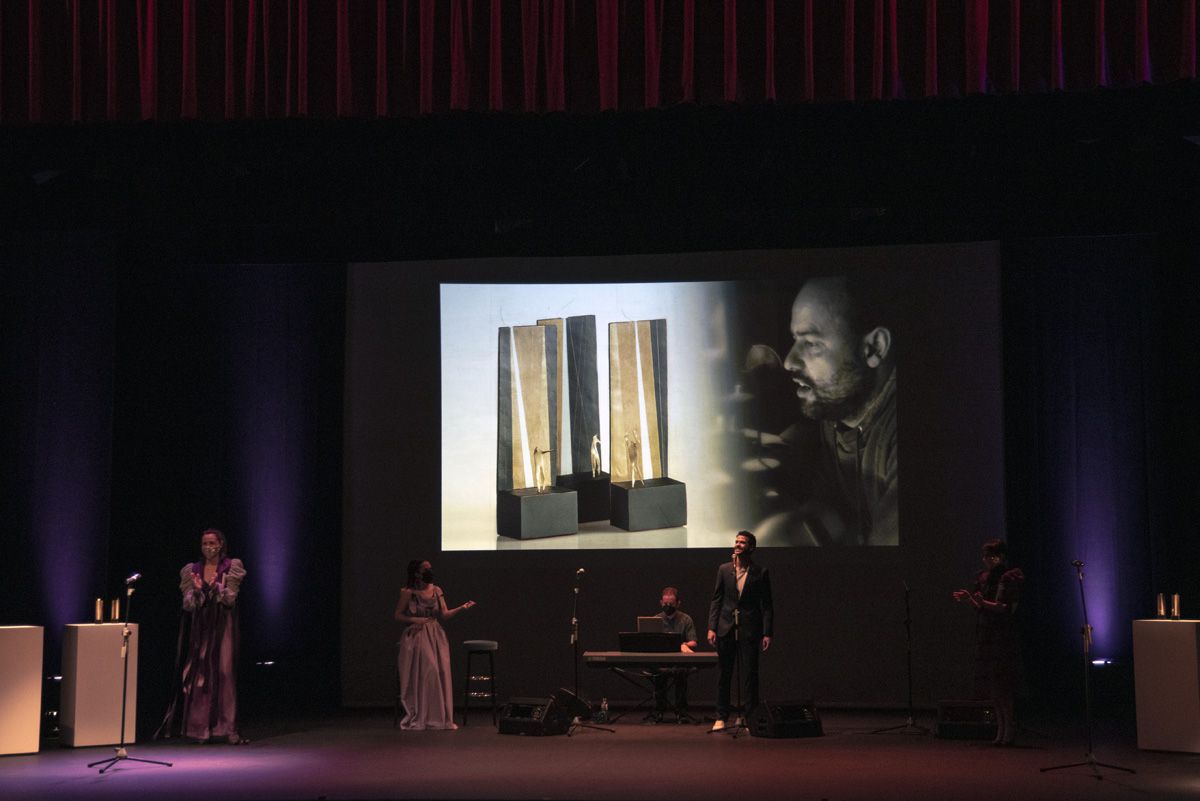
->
[646,586,699,724]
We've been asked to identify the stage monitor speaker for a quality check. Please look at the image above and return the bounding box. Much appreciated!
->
[749,700,823,738]
[935,700,997,740]
[552,688,593,721]
[498,696,570,736]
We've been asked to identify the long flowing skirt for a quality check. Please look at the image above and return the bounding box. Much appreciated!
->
[157,602,240,741]
[397,622,456,730]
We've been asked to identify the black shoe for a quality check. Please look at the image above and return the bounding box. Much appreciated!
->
[676,712,697,725]
[642,712,663,725]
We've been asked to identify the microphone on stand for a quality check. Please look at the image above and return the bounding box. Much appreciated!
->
[1071,560,1084,568]
[576,568,586,576]
[124,572,142,585]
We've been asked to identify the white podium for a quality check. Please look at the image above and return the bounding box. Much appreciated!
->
[61,623,138,747]
[0,625,43,754]
[1133,619,1200,753]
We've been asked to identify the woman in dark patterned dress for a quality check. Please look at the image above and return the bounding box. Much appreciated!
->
[954,538,1024,746]
[157,528,247,744]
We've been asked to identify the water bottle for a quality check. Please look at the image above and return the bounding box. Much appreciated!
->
[596,697,609,723]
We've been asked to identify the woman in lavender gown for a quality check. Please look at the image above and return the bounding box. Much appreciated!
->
[394,559,476,730]
[157,528,247,744]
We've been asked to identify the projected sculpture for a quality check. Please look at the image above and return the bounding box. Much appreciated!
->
[590,435,602,478]
[554,315,611,523]
[623,432,643,488]
[533,446,554,493]
[536,318,565,478]
[496,325,578,539]
[608,319,686,531]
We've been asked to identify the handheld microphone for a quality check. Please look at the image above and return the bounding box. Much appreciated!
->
[1071,560,1084,568]
[124,572,142,585]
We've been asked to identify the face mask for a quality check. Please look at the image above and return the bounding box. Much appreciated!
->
[420,569,434,584]
[661,604,676,616]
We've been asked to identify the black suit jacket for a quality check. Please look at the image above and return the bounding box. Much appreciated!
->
[707,561,774,640]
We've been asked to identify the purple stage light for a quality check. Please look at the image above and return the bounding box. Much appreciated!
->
[30,264,113,637]
[226,266,319,651]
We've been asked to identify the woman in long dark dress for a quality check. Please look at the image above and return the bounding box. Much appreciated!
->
[953,538,1024,746]
[157,528,247,744]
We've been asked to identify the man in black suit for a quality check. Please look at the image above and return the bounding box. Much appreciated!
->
[707,530,774,731]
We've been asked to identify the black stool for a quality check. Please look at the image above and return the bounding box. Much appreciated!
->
[461,639,499,726]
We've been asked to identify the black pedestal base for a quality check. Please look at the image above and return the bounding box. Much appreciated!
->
[610,477,687,531]
[556,472,610,523]
[497,488,579,539]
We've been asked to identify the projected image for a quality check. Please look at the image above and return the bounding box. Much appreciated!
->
[441,268,902,551]
[732,274,898,548]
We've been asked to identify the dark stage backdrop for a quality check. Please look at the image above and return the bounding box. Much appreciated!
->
[342,243,1006,708]
[1001,236,1184,712]
[2,258,346,733]
[1,235,115,647]
[105,263,347,726]
[4,235,1185,726]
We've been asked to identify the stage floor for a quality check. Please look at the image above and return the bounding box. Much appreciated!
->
[4,709,1197,801]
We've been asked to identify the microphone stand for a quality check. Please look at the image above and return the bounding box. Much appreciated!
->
[571,572,582,698]
[1041,561,1134,778]
[88,582,173,774]
[872,582,930,735]
[567,570,613,735]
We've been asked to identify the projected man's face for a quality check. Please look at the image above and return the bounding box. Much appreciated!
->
[784,278,876,424]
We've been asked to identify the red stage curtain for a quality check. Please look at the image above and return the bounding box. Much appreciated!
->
[681,0,695,102]
[724,0,738,103]
[1185,0,1198,80]
[544,0,564,112]
[596,0,617,110]
[925,0,938,97]
[803,0,814,101]
[1,1,1195,123]
[645,0,661,107]
[843,0,854,101]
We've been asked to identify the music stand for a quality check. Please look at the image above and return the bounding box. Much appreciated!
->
[871,582,930,735]
[88,583,173,774]
[1040,560,1134,779]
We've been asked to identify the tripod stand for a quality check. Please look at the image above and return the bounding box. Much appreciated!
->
[709,609,750,738]
[566,569,613,735]
[88,582,173,774]
[872,582,930,735]
[1041,560,1134,779]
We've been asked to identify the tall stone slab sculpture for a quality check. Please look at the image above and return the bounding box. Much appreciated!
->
[550,315,611,523]
[496,324,578,539]
[608,319,687,531]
